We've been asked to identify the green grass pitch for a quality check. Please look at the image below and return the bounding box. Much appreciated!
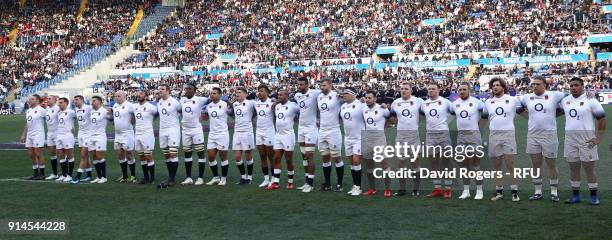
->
[0,106,611,239]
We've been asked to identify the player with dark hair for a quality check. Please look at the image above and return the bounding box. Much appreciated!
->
[70,95,94,183]
[89,96,110,183]
[294,77,320,193]
[20,94,47,180]
[157,84,182,188]
[180,83,209,185]
[255,84,276,187]
[134,91,158,184]
[266,90,299,190]
[316,79,345,192]
[44,95,60,180]
[561,77,606,205]
[483,77,525,202]
[204,87,232,186]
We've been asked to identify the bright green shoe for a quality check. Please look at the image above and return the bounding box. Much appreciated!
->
[127,176,138,183]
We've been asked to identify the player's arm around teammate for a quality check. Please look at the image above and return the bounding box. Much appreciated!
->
[265,90,299,190]
[203,87,231,186]
[110,91,138,183]
[133,91,158,184]
[228,87,257,185]
[53,97,77,182]
[157,84,182,188]
[43,95,61,180]
[317,79,345,192]
[254,85,277,187]
[340,87,366,196]
[89,96,111,183]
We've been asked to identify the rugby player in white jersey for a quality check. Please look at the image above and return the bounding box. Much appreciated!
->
[179,83,209,185]
[362,90,392,197]
[294,77,320,190]
[20,94,47,180]
[204,87,232,186]
[157,84,182,188]
[134,91,158,184]
[89,96,110,183]
[44,95,61,180]
[340,87,365,196]
[451,82,485,200]
[520,76,565,202]
[389,82,424,197]
[254,85,276,187]
[54,98,76,182]
[421,82,454,199]
[266,90,299,190]
[110,91,137,183]
[482,77,525,202]
[560,77,606,205]
[317,79,345,192]
[229,87,256,185]
[70,95,94,183]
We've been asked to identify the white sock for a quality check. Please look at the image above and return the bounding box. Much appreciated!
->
[534,185,542,195]
[463,185,470,191]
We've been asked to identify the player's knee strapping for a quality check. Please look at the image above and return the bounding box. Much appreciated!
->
[162,147,170,155]
[193,144,205,152]
[330,150,341,158]
[168,146,179,155]
[320,149,331,156]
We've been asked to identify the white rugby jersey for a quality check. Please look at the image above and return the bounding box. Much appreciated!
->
[363,104,390,131]
[391,96,424,131]
[75,105,92,134]
[255,98,275,130]
[45,105,60,134]
[232,99,256,133]
[112,101,134,133]
[134,102,157,135]
[521,91,565,132]
[421,97,452,131]
[274,101,299,135]
[90,106,108,137]
[26,106,46,136]
[180,96,209,129]
[341,100,365,139]
[451,96,484,131]
[157,96,181,130]
[482,94,523,131]
[317,90,342,130]
[294,89,320,128]
[206,100,229,135]
[57,109,75,133]
[561,93,606,131]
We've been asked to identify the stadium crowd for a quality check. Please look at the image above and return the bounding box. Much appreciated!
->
[117,0,611,69]
[0,0,155,102]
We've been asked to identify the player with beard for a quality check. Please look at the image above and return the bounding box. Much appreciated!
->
[294,77,320,192]
[133,91,158,184]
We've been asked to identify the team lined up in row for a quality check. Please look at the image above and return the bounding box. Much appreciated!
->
[21,76,606,204]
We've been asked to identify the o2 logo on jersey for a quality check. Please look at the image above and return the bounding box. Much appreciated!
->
[429,109,438,118]
[59,118,65,124]
[161,108,168,116]
[235,109,243,117]
[534,103,544,112]
[320,103,328,111]
[459,110,469,119]
[299,101,306,109]
[277,113,285,120]
[184,107,192,113]
[114,111,120,118]
[401,109,411,117]
[568,109,579,120]
[210,111,219,119]
[27,116,33,121]
[366,117,375,125]
[258,110,266,117]
[77,116,84,122]
[136,113,143,120]
[343,112,351,120]
[46,115,51,122]
[91,117,97,124]
[495,107,507,117]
